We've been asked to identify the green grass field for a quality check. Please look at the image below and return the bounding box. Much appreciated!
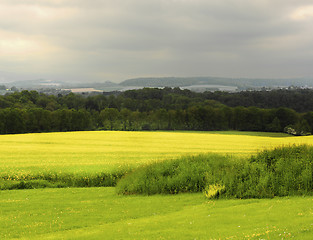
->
[1,131,313,239]
[1,188,312,239]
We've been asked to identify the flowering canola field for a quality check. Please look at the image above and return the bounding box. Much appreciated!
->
[1,131,313,176]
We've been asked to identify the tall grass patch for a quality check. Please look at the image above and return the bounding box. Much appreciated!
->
[116,145,313,198]
[249,144,313,196]
[0,167,131,190]
[116,154,233,195]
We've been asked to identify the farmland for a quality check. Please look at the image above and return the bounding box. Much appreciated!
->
[0,131,310,188]
[1,131,313,239]
[0,131,309,175]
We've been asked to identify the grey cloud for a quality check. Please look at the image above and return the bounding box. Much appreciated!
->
[1,0,313,81]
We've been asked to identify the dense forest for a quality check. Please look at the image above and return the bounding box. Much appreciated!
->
[0,87,313,135]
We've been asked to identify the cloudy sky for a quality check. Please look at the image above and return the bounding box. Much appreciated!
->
[1,0,313,83]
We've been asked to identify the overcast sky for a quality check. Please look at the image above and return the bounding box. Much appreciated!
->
[1,0,313,83]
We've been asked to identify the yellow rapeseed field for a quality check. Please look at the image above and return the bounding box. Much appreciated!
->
[1,131,313,175]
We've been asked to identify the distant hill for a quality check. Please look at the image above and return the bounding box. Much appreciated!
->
[119,77,313,90]
[4,79,64,88]
[3,75,313,93]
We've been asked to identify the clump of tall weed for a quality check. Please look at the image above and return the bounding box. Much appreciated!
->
[116,145,313,198]
[203,184,225,199]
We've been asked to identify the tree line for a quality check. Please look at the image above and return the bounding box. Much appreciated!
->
[0,88,313,135]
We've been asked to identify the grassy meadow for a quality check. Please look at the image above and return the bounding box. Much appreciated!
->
[1,131,313,239]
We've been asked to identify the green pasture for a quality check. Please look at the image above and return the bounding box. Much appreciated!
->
[1,188,312,239]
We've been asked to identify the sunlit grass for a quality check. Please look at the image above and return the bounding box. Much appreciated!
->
[0,188,312,239]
